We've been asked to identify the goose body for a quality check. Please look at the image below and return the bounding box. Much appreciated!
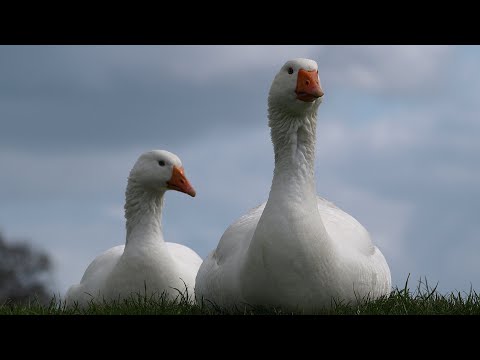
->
[65,150,202,307]
[195,59,391,312]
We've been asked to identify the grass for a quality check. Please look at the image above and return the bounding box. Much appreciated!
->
[2,277,480,315]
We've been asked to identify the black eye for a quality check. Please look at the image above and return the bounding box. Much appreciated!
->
[158,160,166,167]
[288,67,294,75]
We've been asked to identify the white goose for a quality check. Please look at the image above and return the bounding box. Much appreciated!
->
[195,58,391,312]
[65,150,202,308]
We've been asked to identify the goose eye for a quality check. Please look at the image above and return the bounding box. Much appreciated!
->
[158,160,166,167]
[288,67,294,75]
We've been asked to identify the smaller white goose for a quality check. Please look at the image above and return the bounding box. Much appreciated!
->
[65,150,202,308]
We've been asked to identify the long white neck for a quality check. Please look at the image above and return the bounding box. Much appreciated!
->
[124,179,165,246]
[244,98,332,279]
[267,105,318,212]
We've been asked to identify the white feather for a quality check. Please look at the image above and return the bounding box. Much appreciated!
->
[195,58,391,312]
[65,150,202,308]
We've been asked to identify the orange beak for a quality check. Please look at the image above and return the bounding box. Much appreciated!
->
[295,69,324,102]
[167,165,196,197]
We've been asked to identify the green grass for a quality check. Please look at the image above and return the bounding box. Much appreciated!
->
[2,278,480,315]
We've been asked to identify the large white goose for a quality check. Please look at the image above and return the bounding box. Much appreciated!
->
[195,58,391,312]
[65,150,202,308]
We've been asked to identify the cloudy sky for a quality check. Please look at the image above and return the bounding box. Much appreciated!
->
[1,45,479,297]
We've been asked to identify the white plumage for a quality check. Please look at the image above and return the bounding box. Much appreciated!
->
[65,150,202,307]
[195,58,391,312]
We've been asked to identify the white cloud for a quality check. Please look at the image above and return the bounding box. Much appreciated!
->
[93,45,452,90]
[318,45,453,93]
[63,45,322,86]
[0,148,140,201]
[1,45,454,98]
[169,46,321,82]
[316,110,434,162]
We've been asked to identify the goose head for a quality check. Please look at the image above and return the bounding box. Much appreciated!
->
[268,58,324,118]
[129,150,196,197]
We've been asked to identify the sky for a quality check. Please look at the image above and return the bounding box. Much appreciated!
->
[1,45,479,297]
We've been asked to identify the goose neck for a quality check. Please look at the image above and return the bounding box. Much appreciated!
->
[124,179,165,245]
[268,109,318,205]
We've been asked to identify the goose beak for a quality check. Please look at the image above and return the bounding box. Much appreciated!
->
[167,166,196,197]
[295,69,324,102]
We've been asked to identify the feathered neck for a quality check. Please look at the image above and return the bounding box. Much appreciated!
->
[124,179,165,245]
[267,100,319,208]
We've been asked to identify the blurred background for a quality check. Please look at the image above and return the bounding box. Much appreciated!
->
[1,45,479,303]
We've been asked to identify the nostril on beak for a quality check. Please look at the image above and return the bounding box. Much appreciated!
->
[305,80,310,86]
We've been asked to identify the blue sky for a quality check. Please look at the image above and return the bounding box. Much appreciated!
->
[1,45,479,296]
